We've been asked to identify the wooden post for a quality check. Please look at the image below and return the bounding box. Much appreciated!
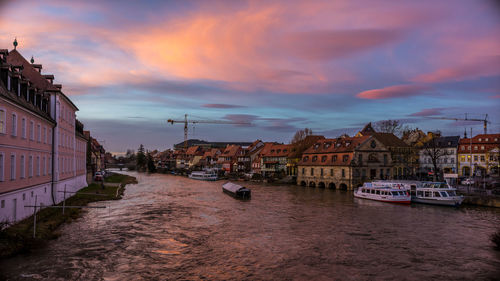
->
[33,195,37,238]
[62,185,67,215]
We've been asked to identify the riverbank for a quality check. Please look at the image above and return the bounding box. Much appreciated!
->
[0,173,137,259]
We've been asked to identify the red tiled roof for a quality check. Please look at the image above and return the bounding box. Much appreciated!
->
[259,143,292,157]
[6,49,78,110]
[222,144,241,157]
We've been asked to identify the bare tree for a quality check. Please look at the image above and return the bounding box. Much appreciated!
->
[291,128,313,144]
[421,137,449,181]
[374,120,411,137]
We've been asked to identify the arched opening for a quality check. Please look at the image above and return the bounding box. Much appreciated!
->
[328,183,336,189]
[318,182,326,188]
[462,166,470,177]
[300,181,307,187]
[339,183,348,190]
[309,181,316,188]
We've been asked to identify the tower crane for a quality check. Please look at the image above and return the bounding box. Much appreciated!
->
[167,114,251,150]
[428,114,491,135]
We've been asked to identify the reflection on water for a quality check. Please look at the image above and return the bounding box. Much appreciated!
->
[1,172,499,280]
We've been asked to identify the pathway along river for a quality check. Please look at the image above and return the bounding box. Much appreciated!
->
[1,172,499,280]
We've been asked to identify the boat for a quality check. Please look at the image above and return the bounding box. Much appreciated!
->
[354,183,411,204]
[410,182,464,206]
[373,180,464,206]
[222,182,251,199]
[188,170,218,181]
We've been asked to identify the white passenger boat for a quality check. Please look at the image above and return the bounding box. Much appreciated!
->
[188,170,218,181]
[354,183,411,204]
[410,182,463,206]
[373,180,464,206]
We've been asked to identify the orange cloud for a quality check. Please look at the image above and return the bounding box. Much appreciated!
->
[357,84,429,99]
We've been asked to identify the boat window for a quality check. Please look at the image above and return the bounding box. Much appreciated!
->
[425,191,431,197]
[399,191,405,196]
[434,192,441,197]
[391,191,398,196]
[417,191,423,197]
[448,191,456,196]
[440,192,448,197]
[371,189,375,194]
[376,190,380,195]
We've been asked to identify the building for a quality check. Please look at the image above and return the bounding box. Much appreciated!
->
[217,144,242,173]
[0,44,87,223]
[418,136,460,179]
[259,143,292,177]
[458,134,500,177]
[297,135,392,190]
[287,135,325,177]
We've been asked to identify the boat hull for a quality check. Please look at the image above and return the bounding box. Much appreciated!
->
[412,197,463,206]
[354,193,411,204]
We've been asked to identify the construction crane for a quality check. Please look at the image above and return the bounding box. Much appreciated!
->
[167,114,251,150]
[428,114,491,135]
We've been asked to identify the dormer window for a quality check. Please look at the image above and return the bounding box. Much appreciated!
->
[324,143,330,149]
[314,144,320,149]
[481,146,484,150]
[474,146,478,150]
[277,149,281,153]
[343,155,349,162]
[332,155,337,162]
[336,143,341,147]
[312,156,317,162]
[485,138,489,141]
[303,156,309,161]
[271,149,275,153]
[321,155,327,162]
[283,149,287,153]
[479,138,482,142]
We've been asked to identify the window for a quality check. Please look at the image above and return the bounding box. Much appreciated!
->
[10,154,15,180]
[48,129,52,144]
[37,124,41,142]
[461,156,465,162]
[36,156,40,176]
[11,113,17,136]
[43,127,46,143]
[21,118,26,138]
[474,146,478,150]
[43,157,46,175]
[0,153,3,181]
[481,145,484,150]
[48,157,51,175]
[383,154,388,166]
[332,155,337,162]
[29,156,33,177]
[320,168,323,176]
[0,109,5,133]
[23,193,25,200]
[342,169,345,178]
[343,155,349,162]
[358,154,363,164]
[480,155,485,162]
[330,169,333,176]
[321,155,327,162]
[302,168,305,175]
[20,155,25,178]
[311,168,314,176]
[1,200,4,208]
[30,121,34,140]
[474,156,478,161]
[312,156,317,162]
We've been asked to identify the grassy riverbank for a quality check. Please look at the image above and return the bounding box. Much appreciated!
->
[0,173,137,259]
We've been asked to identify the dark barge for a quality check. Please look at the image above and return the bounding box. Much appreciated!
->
[222,182,251,199]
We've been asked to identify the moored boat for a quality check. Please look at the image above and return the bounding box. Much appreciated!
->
[188,170,218,181]
[354,183,411,204]
[222,182,251,199]
[410,182,463,206]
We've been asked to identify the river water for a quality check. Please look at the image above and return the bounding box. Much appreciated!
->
[1,172,499,280]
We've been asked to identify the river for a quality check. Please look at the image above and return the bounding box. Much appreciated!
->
[1,172,499,280]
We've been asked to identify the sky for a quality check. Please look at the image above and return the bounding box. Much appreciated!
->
[1,0,499,154]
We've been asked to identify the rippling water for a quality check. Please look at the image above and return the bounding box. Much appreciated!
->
[1,172,499,280]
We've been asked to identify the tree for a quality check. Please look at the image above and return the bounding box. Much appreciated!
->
[374,120,410,137]
[291,128,313,144]
[421,135,449,181]
[136,144,146,172]
[147,151,156,173]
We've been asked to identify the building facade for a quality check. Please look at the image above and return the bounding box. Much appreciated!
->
[0,45,87,223]
[297,135,392,190]
[458,134,500,177]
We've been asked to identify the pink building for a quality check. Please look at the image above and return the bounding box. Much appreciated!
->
[0,43,88,223]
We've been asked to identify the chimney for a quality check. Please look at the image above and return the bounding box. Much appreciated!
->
[42,74,54,84]
[32,64,42,73]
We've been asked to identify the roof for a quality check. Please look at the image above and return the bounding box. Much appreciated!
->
[203,148,220,158]
[298,153,354,166]
[222,144,241,157]
[288,135,325,158]
[422,136,460,148]
[303,136,370,154]
[186,145,203,156]
[459,134,500,145]
[6,49,79,111]
[372,133,409,148]
[357,122,376,136]
[259,143,292,157]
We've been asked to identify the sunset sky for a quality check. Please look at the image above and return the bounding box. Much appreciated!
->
[1,0,499,154]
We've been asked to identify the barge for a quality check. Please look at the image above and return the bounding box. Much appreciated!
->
[222,182,251,199]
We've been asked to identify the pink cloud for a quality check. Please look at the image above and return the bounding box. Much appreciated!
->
[412,56,500,83]
[356,84,429,99]
[409,108,445,117]
[281,29,403,61]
